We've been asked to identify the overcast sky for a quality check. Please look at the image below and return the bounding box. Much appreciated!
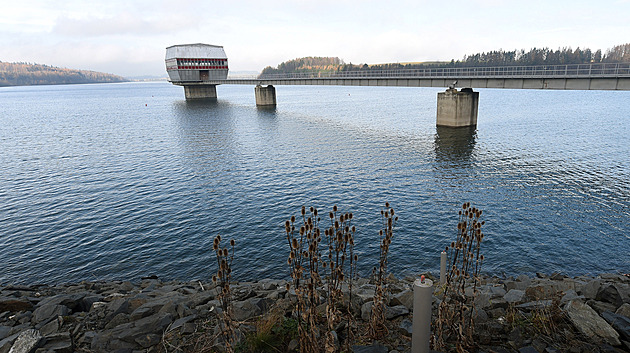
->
[2,0,629,77]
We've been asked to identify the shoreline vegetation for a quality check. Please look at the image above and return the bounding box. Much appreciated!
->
[260,43,630,76]
[1,204,629,352]
[0,62,127,87]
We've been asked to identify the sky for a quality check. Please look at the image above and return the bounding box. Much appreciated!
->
[1,0,629,77]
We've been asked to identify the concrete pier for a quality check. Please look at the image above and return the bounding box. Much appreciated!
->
[255,85,276,106]
[184,85,217,99]
[436,88,479,127]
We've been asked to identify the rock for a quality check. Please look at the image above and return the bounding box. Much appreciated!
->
[351,343,388,353]
[105,299,130,319]
[474,307,489,323]
[8,329,42,353]
[516,300,552,312]
[355,285,376,304]
[489,285,507,298]
[40,332,72,353]
[0,327,11,341]
[32,305,69,324]
[37,293,85,312]
[105,313,130,329]
[38,318,60,336]
[504,289,526,304]
[561,289,582,304]
[587,300,617,315]
[525,284,557,301]
[475,292,492,309]
[601,311,630,342]
[134,333,161,348]
[564,300,620,346]
[360,302,372,321]
[398,319,412,336]
[0,299,33,313]
[0,333,19,353]
[616,303,630,318]
[167,314,197,333]
[597,285,624,307]
[287,339,298,352]
[583,279,601,299]
[386,305,409,320]
[389,290,413,310]
[232,298,271,321]
[518,346,539,353]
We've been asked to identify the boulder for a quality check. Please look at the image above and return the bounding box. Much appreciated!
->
[32,304,69,324]
[398,319,412,336]
[351,343,388,353]
[37,293,86,312]
[389,289,413,310]
[0,327,11,341]
[583,279,601,299]
[232,298,271,321]
[587,300,617,315]
[0,299,32,313]
[8,329,42,353]
[564,300,620,346]
[360,302,372,321]
[616,303,630,318]
[386,305,409,320]
[597,285,623,307]
[600,311,630,342]
[504,289,526,304]
[40,332,72,353]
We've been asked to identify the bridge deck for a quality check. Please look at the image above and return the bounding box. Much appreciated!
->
[171,63,630,90]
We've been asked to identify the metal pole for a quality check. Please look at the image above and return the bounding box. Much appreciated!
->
[440,251,447,285]
[412,276,433,353]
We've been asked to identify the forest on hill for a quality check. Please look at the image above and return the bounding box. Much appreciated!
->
[260,43,630,75]
[0,62,127,86]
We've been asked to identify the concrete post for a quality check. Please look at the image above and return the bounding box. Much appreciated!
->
[412,276,433,353]
[184,85,217,99]
[436,88,479,127]
[255,85,277,106]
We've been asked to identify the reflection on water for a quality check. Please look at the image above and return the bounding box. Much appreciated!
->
[434,126,477,162]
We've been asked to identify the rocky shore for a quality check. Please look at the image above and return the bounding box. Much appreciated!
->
[1,272,629,353]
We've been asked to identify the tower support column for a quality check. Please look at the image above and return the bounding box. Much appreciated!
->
[184,85,217,99]
[255,85,276,106]
[436,88,479,127]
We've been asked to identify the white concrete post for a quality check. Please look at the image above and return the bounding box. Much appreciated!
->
[440,251,447,285]
[412,276,433,353]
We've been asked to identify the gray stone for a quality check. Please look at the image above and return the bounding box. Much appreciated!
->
[560,289,582,304]
[168,314,197,333]
[0,333,19,353]
[351,343,388,353]
[105,299,130,319]
[564,300,620,346]
[516,300,552,312]
[8,329,42,353]
[105,313,130,329]
[616,303,630,318]
[489,285,507,298]
[398,319,412,336]
[583,279,601,299]
[518,346,539,353]
[504,289,526,304]
[355,285,376,304]
[475,292,492,309]
[601,311,630,342]
[0,299,33,313]
[597,284,624,307]
[32,305,68,324]
[587,300,617,315]
[37,293,86,312]
[0,327,10,341]
[134,333,161,348]
[386,305,409,320]
[232,298,271,321]
[389,290,413,310]
[38,319,59,336]
[474,307,489,323]
[360,302,372,321]
[287,339,298,352]
[40,332,72,353]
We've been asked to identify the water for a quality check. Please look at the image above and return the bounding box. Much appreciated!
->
[1,82,629,285]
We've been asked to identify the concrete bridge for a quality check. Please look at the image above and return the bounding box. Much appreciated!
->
[170,62,630,127]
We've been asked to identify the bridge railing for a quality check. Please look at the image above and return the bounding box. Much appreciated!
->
[252,63,630,80]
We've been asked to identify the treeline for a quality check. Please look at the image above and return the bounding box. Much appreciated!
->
[261,43,630,75]
[0,62,128,87]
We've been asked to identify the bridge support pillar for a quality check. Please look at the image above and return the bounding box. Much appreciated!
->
[184,85,217,99]
[255,85,276,106]
[436,88,479,127]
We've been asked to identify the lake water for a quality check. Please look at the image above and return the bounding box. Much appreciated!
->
[1,82,629,285]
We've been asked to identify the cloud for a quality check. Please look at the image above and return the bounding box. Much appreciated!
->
[53,12,200,37]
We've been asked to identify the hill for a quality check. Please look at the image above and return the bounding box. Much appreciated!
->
[0,62,128,87]
[260,43,630,76]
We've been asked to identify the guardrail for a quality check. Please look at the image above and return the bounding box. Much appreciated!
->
[244,63,630,80]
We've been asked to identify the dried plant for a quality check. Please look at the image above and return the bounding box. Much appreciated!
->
[285,206,321,353]
[434,203,485,353]
[212,235,237,352]
[323,206,357,352]
[368,202,397,340]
